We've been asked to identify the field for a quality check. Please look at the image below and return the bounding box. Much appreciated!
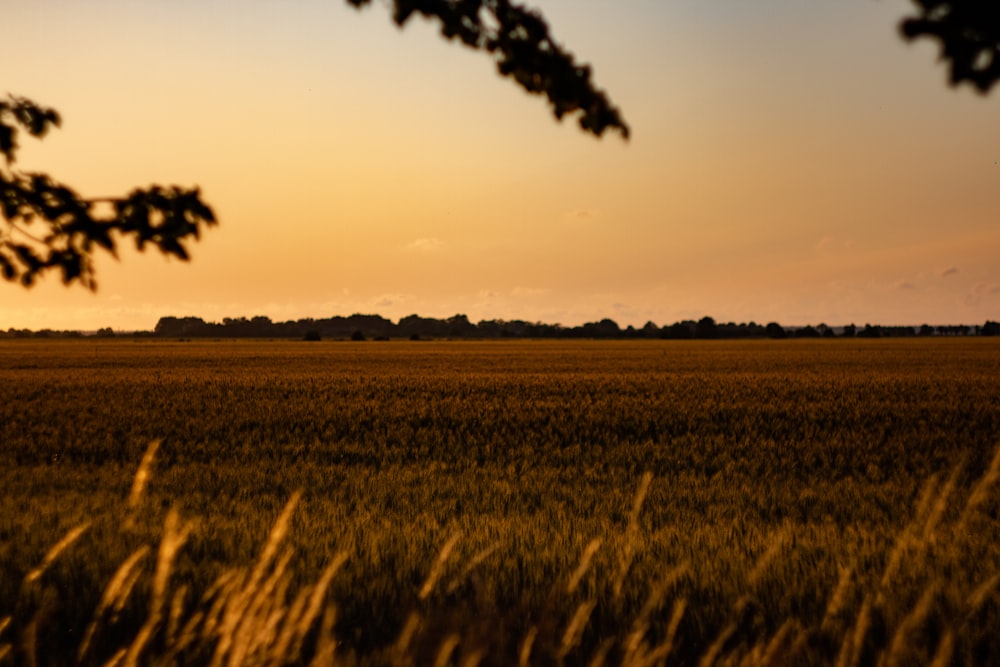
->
[1,338,999,667]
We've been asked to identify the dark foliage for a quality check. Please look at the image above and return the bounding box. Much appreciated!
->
[0,95,216,290]
[132,314,1000,341]
[901,1,1000,91]
[345,0,630,139]
[6,313,996,340]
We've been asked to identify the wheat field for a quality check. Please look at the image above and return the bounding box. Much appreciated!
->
[1,338,999,666]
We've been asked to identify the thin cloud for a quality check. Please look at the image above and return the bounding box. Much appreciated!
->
[374,293,409,308]
[611,302,644,322]
[565,208,601,222]
[815,236,855,251]
[939,266,959,278]
[894,280,918,290]
[965,283,1000,307]
[405,238,444,252]
[510,287,550,298]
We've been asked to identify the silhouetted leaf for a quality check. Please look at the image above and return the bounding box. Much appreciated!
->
[160,237,189,260]
[59,252,83,284]
[91,228,115,252]
[0,125,13,162]
[11,244,41,270]
[0,253,15,280]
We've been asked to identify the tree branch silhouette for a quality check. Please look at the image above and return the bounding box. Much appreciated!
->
[345,0,630,139]
[0,95,216,290]
[901,1,1000,92]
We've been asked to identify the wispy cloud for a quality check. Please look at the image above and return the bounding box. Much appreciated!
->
[405,238,444,252]
[610,302,645,322]
[939,266,959,278]
[815,236,855,252]
[894,280,918,290]
[565,208,601,222]
[373,293,410,308]
[965,283,1000,307]
[510,287,550,298]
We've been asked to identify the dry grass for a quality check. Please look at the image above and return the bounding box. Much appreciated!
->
[2,442,999,667]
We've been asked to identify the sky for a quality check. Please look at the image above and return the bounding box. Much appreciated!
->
[4,0,999,330]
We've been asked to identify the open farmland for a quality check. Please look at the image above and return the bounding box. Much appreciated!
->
[1,338,999,666]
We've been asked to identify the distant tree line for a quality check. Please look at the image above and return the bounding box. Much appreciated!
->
[7,314,995,340]
[3,315,998,340]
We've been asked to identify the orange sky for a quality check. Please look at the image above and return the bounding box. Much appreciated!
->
[4,0,999,330]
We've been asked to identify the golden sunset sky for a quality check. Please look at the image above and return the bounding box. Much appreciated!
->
[4,0,999,330]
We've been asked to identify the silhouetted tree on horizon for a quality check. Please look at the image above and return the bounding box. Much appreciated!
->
[695,316,718,340]
[765,322,787,339]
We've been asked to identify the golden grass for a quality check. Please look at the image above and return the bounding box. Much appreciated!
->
[3,443,999,667]
[22,521,91,586]
[2,339,999,666]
